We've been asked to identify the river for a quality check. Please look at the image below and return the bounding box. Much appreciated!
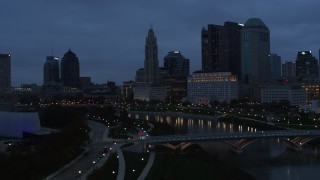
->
[128,112,320,180]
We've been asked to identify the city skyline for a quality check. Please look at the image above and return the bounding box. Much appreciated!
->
[0,0,319,86]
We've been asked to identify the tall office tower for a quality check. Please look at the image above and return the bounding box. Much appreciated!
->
[164,51,189,77]
[60,49,80,88]
[43,56,59,85]
[269,54,281,81]
[296,51,319,81]
[241,18,270,84]
[282,61,296,78]
[144,28,159,85]
[134,27,167,101]
[163,51,190,99]
[0,54,11,91]
[201,22,242,78]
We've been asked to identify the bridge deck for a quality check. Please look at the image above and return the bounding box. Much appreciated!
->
[128,130,320,144]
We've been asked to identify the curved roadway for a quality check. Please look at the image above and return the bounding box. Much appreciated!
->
[52,120,112,180]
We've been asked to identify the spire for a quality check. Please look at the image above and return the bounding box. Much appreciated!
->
[148,25,155,37]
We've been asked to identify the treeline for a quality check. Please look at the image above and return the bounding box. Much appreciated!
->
[0,105,90,179]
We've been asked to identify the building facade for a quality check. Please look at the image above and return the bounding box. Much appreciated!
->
[43,56,59,85]
[0,111,41,138]
[79,77,92,90]
[134,85,167,101]
[269,54,281,81]
[282,61,296,79]
[241,18,270,84]
[144,28,159,85]
[187,72,238,104]
[135,68,145,85]
[163,51,189,100]
[60,49,80,88]
[122,81,135,100]
[0,54,11,91]
[201,22,242,79]
[261,86,306,106]
[134,28,167,101]
[295,51,318,82]
[301,83,320,102]
[164,51,189,77]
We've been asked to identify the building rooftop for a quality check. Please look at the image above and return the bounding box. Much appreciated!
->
[245,18,267,28]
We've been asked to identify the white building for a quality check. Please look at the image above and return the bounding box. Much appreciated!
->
[261,86,306,106]
[133,85,167,101]
[187,72,238,104]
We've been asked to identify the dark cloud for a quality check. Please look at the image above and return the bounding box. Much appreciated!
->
[0,0,319,86]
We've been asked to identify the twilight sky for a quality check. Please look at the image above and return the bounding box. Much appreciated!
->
[1,0,319,86]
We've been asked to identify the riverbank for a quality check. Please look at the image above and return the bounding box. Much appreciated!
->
[129,111,218,121]
[145,150,255,180]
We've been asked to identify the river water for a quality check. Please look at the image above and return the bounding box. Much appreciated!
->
[129,112,320,180]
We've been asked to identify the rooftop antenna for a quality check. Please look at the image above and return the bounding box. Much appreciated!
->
[150,23,153,29]
[51,45,53,56]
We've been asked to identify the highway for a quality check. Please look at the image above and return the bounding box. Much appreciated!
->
[52,120,112,180]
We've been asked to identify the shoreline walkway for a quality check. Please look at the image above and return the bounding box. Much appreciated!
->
[138,152,156,180]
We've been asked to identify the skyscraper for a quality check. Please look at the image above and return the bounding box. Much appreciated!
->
[43,56,59,85]
[144,28,159,85]
[295,51,318,81]
[201,21,242,78]
[60,49,80,88]
[282,61,296,79]
[0,54,11,91]
[134,27,167,101]
[164,51,189,77]
[163,51,190,99]
[269,54,281,81]
[241,18,270,84]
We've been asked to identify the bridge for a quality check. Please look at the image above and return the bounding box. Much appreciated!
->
[128,130,320,151]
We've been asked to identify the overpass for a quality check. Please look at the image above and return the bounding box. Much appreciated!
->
[128,130,320,151]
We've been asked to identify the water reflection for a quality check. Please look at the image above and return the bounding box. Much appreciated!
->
[133,113,257,134]
[129,112,320,180]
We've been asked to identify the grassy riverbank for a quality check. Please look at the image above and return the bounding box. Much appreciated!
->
[87,154,118,180]
[146,152,255,180]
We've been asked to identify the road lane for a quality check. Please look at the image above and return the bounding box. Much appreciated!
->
[52,121,112,180]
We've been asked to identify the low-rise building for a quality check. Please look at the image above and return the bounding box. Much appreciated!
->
[261,86,306,106]
[133,85,167,101]
[187,72,238,104]
[122,80,135,99]
[0,111,41,138]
